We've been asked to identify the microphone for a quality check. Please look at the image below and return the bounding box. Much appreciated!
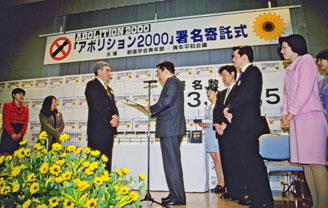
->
[143,80,157,84]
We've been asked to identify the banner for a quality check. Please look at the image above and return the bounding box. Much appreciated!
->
[44,8,292,65]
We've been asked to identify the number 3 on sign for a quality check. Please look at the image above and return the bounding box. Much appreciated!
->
[265,88,280,105]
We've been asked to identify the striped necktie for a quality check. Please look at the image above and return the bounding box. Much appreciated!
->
[104,84,110,96]
[223,87,230,105]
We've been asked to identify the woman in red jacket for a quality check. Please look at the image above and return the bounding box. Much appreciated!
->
[0,88,29,155]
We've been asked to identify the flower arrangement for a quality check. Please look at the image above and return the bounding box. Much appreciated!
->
[0,132,146,208]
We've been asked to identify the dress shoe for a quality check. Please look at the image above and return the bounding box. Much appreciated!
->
[238,198,252,205]
[220,192,230,199]
[211,185,226,193]
[161,194,171,201]
[162,200,186,206]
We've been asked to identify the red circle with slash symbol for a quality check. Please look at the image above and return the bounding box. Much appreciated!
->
[49,37,72,61]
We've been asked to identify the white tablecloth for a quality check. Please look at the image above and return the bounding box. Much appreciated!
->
[112,141,208,192]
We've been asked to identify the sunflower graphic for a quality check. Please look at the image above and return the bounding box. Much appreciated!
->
[253,12,286,41]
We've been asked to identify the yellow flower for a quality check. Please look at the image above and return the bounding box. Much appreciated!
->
[117,169,122,176]
[0,186,10,195]
[101,164,106,168]
[280,180,285,186]
[22,199,32,208]
[33,143,43,150]
[39,131,48,140]
[0,156,5,165]
[56,159,65,166]
[61,152,67,157]
[41,148,47,154]
[122,167,130,174]
[89,161,98,170]
[84,168,94,176]
[63,199,75,208]
[67,145,76,152]
[59,133,70,142]
[40,163,49,174]
[20,164,28,170]
[93,176,103,185]
[36,205,47,208]
[49,197,60,207]
[77,180,90,192]
[55,176,64,184]
[61,171,72,181]
[11,166,21,177]
[12,183,20,192]
[138,173,146,180]
[30,182,39,195]
[5,155,13,161]
[90,150,100,156]
[27,173,36,182]
[19,139,28,145]
[101,154,108,162]
[120,186,129,195]
[86,198,97,208]
[114,185,120,191]
[130,191,139,201]
[52,143,62,151]
[84,147,91,154]
[24,148,31,157]
[101,170,110,182]
[50,164,61,176]
[75,147,82,155]
[82,161,90,168]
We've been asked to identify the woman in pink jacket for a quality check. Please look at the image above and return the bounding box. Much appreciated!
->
[279,34,328,208]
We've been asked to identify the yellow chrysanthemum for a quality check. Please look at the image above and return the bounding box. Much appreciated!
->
[36,205,47,208]
[61,152,67,157]
[20,164,28,170]
[67,145,76,152]
[5,155,13,161]
[120,186,129,195]
[89,161,98,170]
[48,197,60,207]
[12,183,20,192]
[30,182,39,195]
[50,164,61,176]
[27,173,36,182]
[11,166,21,177]
[101,154,108,162]
[86,198,98,208]
[39,131,48,140]
[253,12,286,41]
[55,176,64,184]
[22,199,32,208]
[24,148,31,157]
[59,133,70,142]
[56,159,65,166]
[0,156,5,165]
[75,147,82,155]
[122,167,130,175]
[52,143,62,151]
[63,199,75,208]
[19,140,28,145]
[138,173,146,180]
[130,191,139,201]
[90,150,100,156]
[117,169,122,176]
[41,148,47,154]
[40,163,49,174]
[33,143,43,150]
[82,161,90,168]
[77,180,90,192]
[101,170,110,182]
[84,147,91,154]
[93,176,103,185]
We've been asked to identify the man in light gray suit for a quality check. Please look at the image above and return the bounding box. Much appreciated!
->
[144,60,186,206]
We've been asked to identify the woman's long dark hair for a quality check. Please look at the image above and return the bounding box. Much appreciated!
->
[40,96,58,117]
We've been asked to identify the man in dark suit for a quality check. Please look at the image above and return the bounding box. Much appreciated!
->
[223,46,273,208]
[85,61,119,173]
[144,60,186,206]
[213,65,246,202]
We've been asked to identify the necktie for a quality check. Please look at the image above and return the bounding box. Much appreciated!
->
[223,87,230,105]
[104,84,110,96]
[237,71,243,80]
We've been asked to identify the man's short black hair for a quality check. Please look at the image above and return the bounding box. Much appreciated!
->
[233,46,254,62]
[316,49,328,60]
[219,65,237,80]
[12,88,25,100]
[156,60,175,74]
